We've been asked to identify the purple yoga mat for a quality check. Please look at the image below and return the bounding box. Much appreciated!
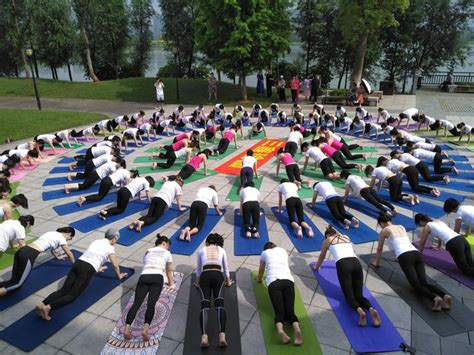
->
[414,242,474,289]
[310,261,405,353]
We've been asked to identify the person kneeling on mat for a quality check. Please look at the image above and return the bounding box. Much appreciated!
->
[277,179,314,239]
[275,148,310,189]
[124,234,174,341]
[35,229,128,320]
[313,225,381,327]
[194,233,233,348]
[240,181,261,238]
[443,198,474,237]
[179,185,222,242]
[415,213,474,277]
[240,150,259,191]
[0,227,75,296]
[371,213,451,311]
[257,242,303,346]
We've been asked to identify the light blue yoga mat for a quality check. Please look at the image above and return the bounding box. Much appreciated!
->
[53,192,117,216]
[270,207,324,253]
[170,209,226,255]
[234,208,269,256]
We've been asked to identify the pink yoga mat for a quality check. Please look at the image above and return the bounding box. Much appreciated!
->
[43,148,71,156]
[9,171,27,182]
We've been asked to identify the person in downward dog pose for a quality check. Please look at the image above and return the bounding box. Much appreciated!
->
[179,185,223,242]
[257,242,303,345]
[390,151,450,184]
[313,226,381,326]
[415,213,474,277]
[372,213,451,311]
[194,233,234,348]
[123,234,174,341]
[277,179,314,238]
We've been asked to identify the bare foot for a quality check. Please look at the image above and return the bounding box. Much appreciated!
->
[77,196,86,207]
[129,222,136,230]
[296,227,303,239]
[0,287,6,296]
[442,295,452,310]
[218,332,228,347]
[162,176,169,182]
[306,227,314,238]
[67,174,73,181]
[142,324,150,341]
[278,330,291,344]
[453,167,459,175]
[179,230,186,241]
[64,187,69,194]
[363,154,367,161]
[136,221,144,232]
[42,304,52,320]
[293,326,303,346]
[185,229,191,242]
[124,325,132,340]
[433,296,443,311]
[246,231,251,239]
[35,304,43,318]
[357,164,363,172]
[99,211,107,220]
[201,334,209,348]
[152,162,157,170]
[358,308,367,326]
[352,218,360,228]
[444,176,450,184]
[369,308,381,327]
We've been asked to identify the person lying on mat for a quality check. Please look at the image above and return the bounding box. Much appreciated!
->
[443,198,474,237]
[152,144,197,170]
[194,233,233,348]
[275,148,310,189]
[0,194,28,221]
[415,213,474,277]
[35,229,128,321]
[362,122,382,140]
[313,225,381,326]
[99,176,155,220]
[139,122,158,142]
[15,139,45,158]
[0,215,34,254]
[389,128,431,146]
[34,133,66,154]
[213,125,238,156]
[204,123,224,144]
[129,177,185,233]
[277,179,314,239]
[122,128,146,151]
[172,131,200,144]
[390,151,450,184]
[123,233,174,341]
[378,156,441,197]
[376,107,395,125]
[341,170,397,216]
[301,142,340,180]
[77,168,139,207]
[240,150,258,191]
[348,116,365,135]
[309,182,359,230]
[240,181,261,238]
[156,115,176,136]
[316,138,363,172]
[179,185,222,242]
[164,149,211,182]
[405,140,443,154]
[371,212,451,311]
[257,242,303,346]
[365,165,419,205]
[0,227,75,296]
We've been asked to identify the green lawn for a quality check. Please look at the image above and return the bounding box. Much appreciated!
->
[0,77,278,106]
[0,108,108,142]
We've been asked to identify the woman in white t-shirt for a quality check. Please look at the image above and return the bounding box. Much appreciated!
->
[277,180,314,238]
[239,181,261,238]
[0,215,34,253]
[70,125,100,143]
[36,229,128,320]
[0,227,75,296]
[456,122,474,143]
[129,177,185,232]
[443,198,474,237]
[313,226,381,326]
[0,194,28,221]
[415,213,474,276]
[34,133,65,154]
[248,122,267,139]
[122,128,145,151]
[257,242,302,345]
[179,185,222,242]
[124,234,174,341]
[239,150,259,190]
[154,79,165,108]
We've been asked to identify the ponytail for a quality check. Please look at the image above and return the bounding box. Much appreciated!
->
[414,213,432,226]
[56,227,76,237]
[377,212,392,225]
[155,233,171,246]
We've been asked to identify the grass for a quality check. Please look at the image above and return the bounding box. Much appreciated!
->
[0,108,108,142]
[0,77,280,106]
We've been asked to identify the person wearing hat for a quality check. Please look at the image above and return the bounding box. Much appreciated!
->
[35,229,128,321]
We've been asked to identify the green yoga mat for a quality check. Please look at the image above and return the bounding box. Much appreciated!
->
[358,146,378,152]
[251,272,322,355]
[133,155,186,164]
[0,238,37,270]
[135,165,182,174]
[267,173,314,199]
[247,130,266,140]
[152,169,218,189]
[467,235,474,255]
[301,170,346,189]
[225,176,264,201]
[209,145,241,160]
[8,182,20,198]
[45,143,84,149]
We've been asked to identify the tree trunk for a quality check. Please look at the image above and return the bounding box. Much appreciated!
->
[337,56,347,89]
[50,65,55,79]
[351,32,368,84]
[11,0,30,78]
[305,41,311,77]
[402,67,408,94]
[240,75,247,101]
[20,51,30,78]
[32,52,40,78]
[80,24,99,82]
[67,62,73,81]
[217,70,221,82]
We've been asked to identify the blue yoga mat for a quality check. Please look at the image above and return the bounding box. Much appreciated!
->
[53,192,117,216]
[439,144,453,151]
[311,261,405,353]
[422,179,474,192]
[402,182,466,204]
[344,197,416,231]
[57,156,75,164]
[428,166,474,180]
[71,199,149,233]
[307,203,378,244]
[117,205,190,247]
[42,176,72,186]
[453,162,472,170]
[0,250,82,312]
[169,209,226,255]
[0,263,134,352]
[42,185,99,201]
[234,208,269,256]
[142,136,160,142]
[270,207,324,253]
[376,189,445,218]
[451,155,468,162]
[49,166,75,174]
[76,148,136,155]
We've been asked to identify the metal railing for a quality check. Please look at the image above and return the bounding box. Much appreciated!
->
[422,72,474,85]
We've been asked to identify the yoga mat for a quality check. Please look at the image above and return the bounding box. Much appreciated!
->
[53,192,117,216]
[0,263,134,352]
[376,189,445,218]
[359,253,474,337]
[421,179,474,193]
[0,238,37,270]
[101,272,183,355]
[234,208,270,256]
[302,170,346,189]
[413,242,474,289]
[135,164,181,175]
[468,235,474,254]
[251,271,322,355]
[45,143,84,149]
[183,273,241,355]
[42,176,86,187]
[225,177,264,201]
[451,155,469,162]
[345,197,417,231]
[270,207,324,253]
[8,171,27,182]
[307,202,378,244]
[76,148,136,156]
[439,144,454,151]
[169,209,226,255]
[142,135,160,142]
[248,130,266,140]
[42,185,99,201]
[428,167,474,180]
[310,261,405,353]
[71,199,149,233]
[157,169,218,186]
[57,156,75,164]
[209,145,241,160]
[117,205,190,247]
[49,166,74,174]
[0,250,81,311]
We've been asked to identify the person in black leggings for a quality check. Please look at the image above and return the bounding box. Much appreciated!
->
[390,151,447,183]
[153,143,197,169]
[166,149,211,181]
[240,182,261,238]
[123,234,174,341]
[316,138,362,172]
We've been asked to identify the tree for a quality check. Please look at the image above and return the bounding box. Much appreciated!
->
[337,0,409,84]
[128,0,155,77]
[265,0,291,71]
[294,0,318,76]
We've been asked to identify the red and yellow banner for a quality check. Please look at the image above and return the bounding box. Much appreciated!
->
[215,139,285,175]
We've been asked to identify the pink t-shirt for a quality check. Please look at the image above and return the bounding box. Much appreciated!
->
[188,155,203,170]
[175,133,189,142]
[290,79,300,90]
[330,139,343,150]
[300,127,306,133]
[280,153,295,166]
[223,130,235,141]
[207,125,217,134]
[321,144,337,157]
[172,140,185,151]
